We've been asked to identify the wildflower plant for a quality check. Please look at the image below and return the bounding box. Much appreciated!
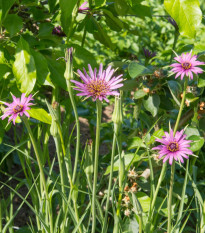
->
[0,1,205,233]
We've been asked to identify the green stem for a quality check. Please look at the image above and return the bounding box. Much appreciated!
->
[66,79,80,184]
[91,100,102,233]
[167,77,188,233]
[170,31,179,63]
[175,160,189,233]
[54,136,66,212]
[102,134,117,233]
[22,116,54,233]
[150,162,167,220]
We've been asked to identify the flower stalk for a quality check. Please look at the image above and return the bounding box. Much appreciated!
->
[167,77,188,233]
[64,48,80,184]
[91,99,102,233]
[102,95,123,233]
[22,116,54,233]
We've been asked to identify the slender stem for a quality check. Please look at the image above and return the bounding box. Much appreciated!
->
[102,134,117,233]
[170,31,179,63]
[167,161,175,233]
[173,77,188,135]
[22,116,54,233]
[81,27,87,47]
[167,77,188,233]
[54,136,66,212]
[150,162,167,219]
[66,79,81,184]
[92,100,102,233]
[147,148,155,199]
[175,160,189,233]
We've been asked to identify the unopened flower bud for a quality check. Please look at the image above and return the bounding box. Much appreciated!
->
[112,95,123,125]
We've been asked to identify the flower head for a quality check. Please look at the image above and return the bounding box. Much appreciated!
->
[124,209,131,217]
[71,63,123,102]
[1,93,34,125]
[167,17,178,30]
[152,129,193,165]
[78,1,90,13]
[170,51,205,80]
[127,168,138,179]
[143,48,156,59]
[52,26,66,37]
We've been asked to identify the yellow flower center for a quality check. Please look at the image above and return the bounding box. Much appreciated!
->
[13,104,23,113]
[182,62,191,70]
[167,142,179,152]
[86,80,109,97]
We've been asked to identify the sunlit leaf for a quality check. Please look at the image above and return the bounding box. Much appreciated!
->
[13,36,36,94]
[164,0,202,38]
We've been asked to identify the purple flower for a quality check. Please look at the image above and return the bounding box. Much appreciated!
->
[170,51,205,80]
[52,26,66,37]
[152,129,193,165]
[143,48,156,59]
[167,17,178,30]
[78,1,90,13]
[71,63,124,102]
[1,93,34,125]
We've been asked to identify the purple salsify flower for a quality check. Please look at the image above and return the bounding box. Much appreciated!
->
[167,17,178,30]
[71,63,124,102]
[143,48,156,59]
[170,51,205,80]
[1,93,34,125]
[152,129,193,165]
[78,1,90,13]
[52,26,66,37]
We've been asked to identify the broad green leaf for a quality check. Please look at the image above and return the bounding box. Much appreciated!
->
[188,135,204,152]
[143,94,160,117]
[13,37,36,94]
[27,108,52,124]
[128,137,146,150]
[3,14,23,37]
[134,89,147,99]
[120,80,138,91]
[168,80,182,106]
[122,218,139,233]
[164,0,202,38]
[95,0,106,7]
[38,22,53,38]
[128,62,152,78]
[0,48,7,64]
[148,128,164,144]
[198,73,205,87]
[47,57,67,90]
[186,93,199,102]
[130,3,151,18]
[31,49,54,87]
[92,18,115,50]
[114,0,130,15]
[59,0,78,35]
[104,153,140,175]
[0,64,12,80]
[71,44,98,68]
[136,192,151,212]
[48,0,58,12]
[185,126,200,137]
[103,9,124,32]
[1,0,16,22]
